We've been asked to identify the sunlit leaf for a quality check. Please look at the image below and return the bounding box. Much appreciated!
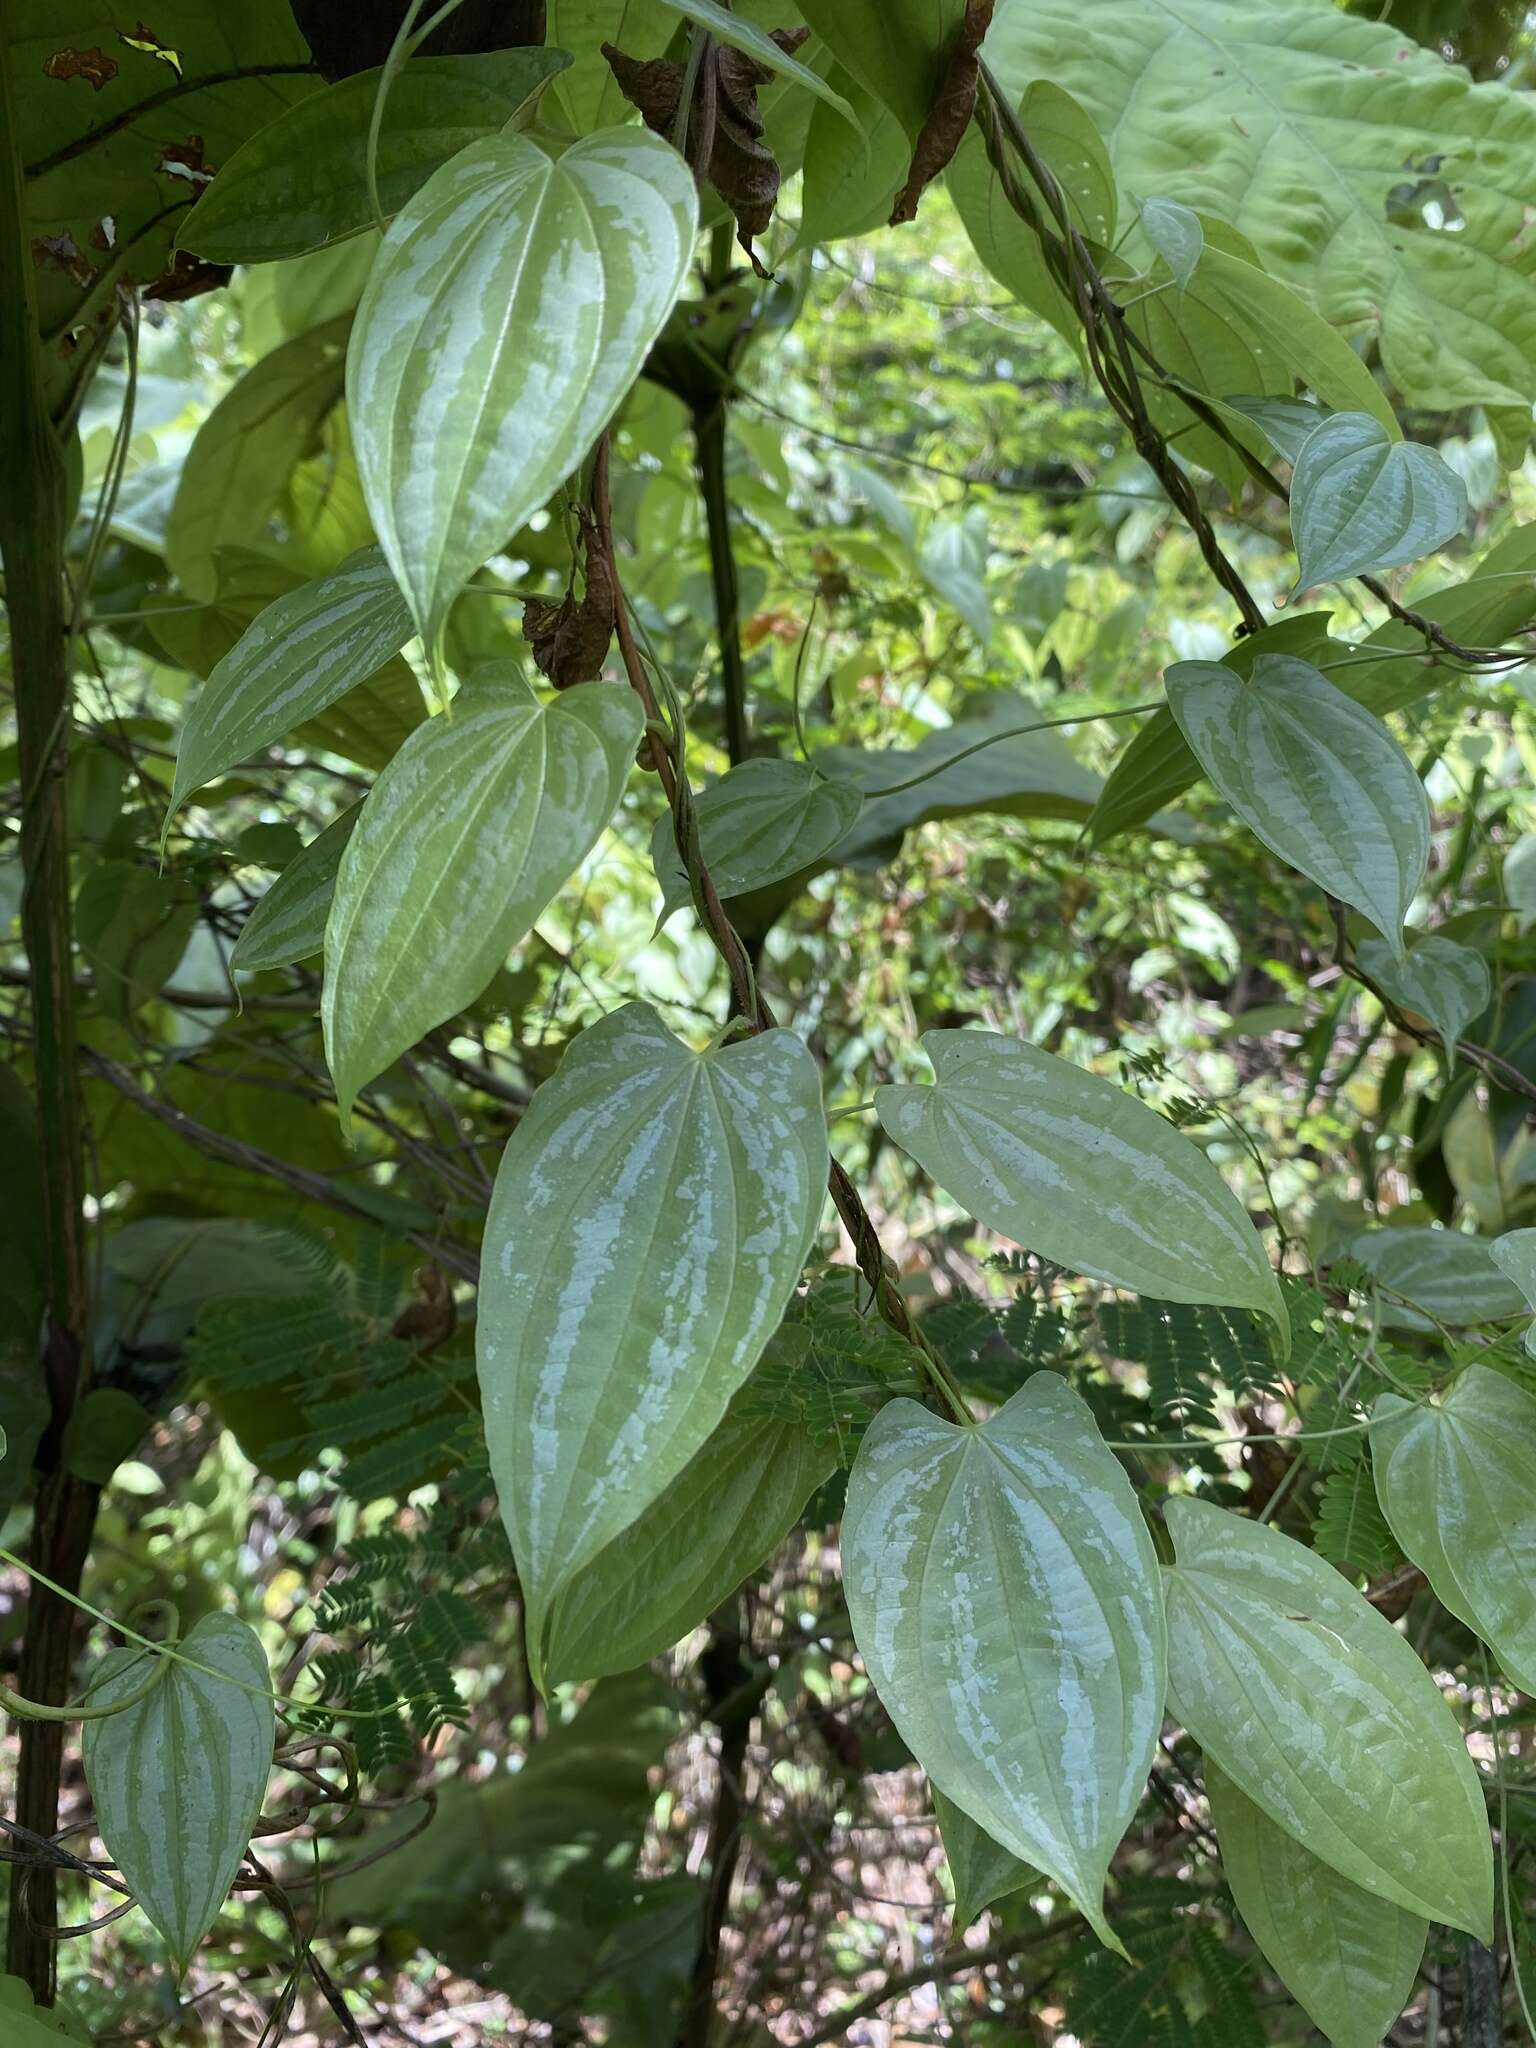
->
[843,1373,1167,1950]
[323,669,642,1123]
[1356,933,1490,1063]
[1207,1762,1426,2048]
[229,805,362,975]
[1163,1497,1492,1939]
[875,1030,1287,1342]
[348,128,698,663]
[477,1003,827,1691]
[82,1614,274,1969]
[1167,653,1428,956]
[1291,412,1466,590]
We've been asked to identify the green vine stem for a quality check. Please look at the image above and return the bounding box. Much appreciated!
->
[0,1604,180,1724]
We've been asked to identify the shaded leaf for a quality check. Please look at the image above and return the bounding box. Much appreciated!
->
[230,805,362,975]
[1139,197,1202,289]
[1348,1226,1525,1328]
[651,0,856,121]
[650,759,863,920]
[1356,933,1491,1063]
[935,1784,1033,1931]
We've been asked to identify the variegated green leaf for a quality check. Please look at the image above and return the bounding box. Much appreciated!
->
[166,548,415,834]
[229,805,361,976]
[1139,196,1202,289]
[1491,1229,1536,1353]
[843,1374,1167,1951]
[874,1030,1287,1344]
[477,1003,827,1690]
[1291,411,1467,591]
[1163,1497,1492,1940]
[649,760,862,920]
[543,1327,834,1686]
[1207,1761,1426,2048]
[323,669,642,1123]
[1167,653,1428,956]
[176,51,571,263]
[934,1786,1033,1932]
[348,128,698,664]
[81,1614,274,1969]
[1356,933,1490,1064]
[1373,1363,1536,1693]
[1349,1226,1526,1329]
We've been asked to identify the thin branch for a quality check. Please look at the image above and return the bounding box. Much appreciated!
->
[798,1916,1079,2045]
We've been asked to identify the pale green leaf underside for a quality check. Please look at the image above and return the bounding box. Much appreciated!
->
[934,1785,1033,1932]
[1223,394,1330,464]
[543,1329,834,1686]
[875,1029,1287,1343]
[81,1614,274,1968]
[166,547,415,832]
[843,1374,1167,1950]
[1291,412,1466,591]
[229,805,361,975]
[176,50,571,263]
[982,0,1536,411]
[1356,933,1490,1064]
[1140,196,1202,289]
[1207,1761,1425,2048]
[1167,653,1428,956]
[1349,1226,1526,1329]
[650,759,863,920]
[477,1003,828,1691]
[1373,1363,1536,1694]
[1491,1229,1536,1354]
[1163,1497,1492,1939]
[348,127,698,659]
[323,668,642,1123]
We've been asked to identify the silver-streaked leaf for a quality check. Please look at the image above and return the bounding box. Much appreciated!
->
[1207,1761,1426,2048]
[1491,1229,1536,1354]
[1163,1497,1492,1939]
[649,759,863,920]
[323,668,642,1123]
[1167,653,1429,956]
[1139,196,1202,288]
[1373,1362,1536,1691]
[934,1786,1033,1932]
[348,128,698,663]
[166,548,415,833]
[542,1328,834,1686]
[843,1374,1167,1951]
[81,1613,274,1969]
[1356,933,1490,1063]
[176,50,571,263]
[1349,1226,1526,1329]
[1222,393,1330,464]
[229,805,361,975]
[874,1030,1287,1344]
[477,1003,827,1690]
[1291,411,1467,590]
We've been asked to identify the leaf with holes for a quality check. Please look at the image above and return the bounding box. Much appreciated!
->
[1291,412,1467,590]
[1372,1363,1536,1693]
[230,805,362,975]
[1356,934,1490,1063]
[1163,1497,1492,1938]
[875,1031,1286,1343]
[935,1786,1033,1932]
[1167,654,1428,957]
[477,1003,827,1692]
[843,1373,1166,1952]
[166,549,415,835]
[177,51,571,262]
[81,1614,274,1970]
[348,128,698,665]
[542,1328,834,1685]
[650,760,863,921]
[323,668,642,1124]
[1207,1762,1426,2048]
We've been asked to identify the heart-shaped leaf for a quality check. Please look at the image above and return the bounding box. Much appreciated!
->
[1163,1497,1492,1939]
[1491,1229,1536,1353]
[843,1374,1167,1950]
[649,759,863,920]
[1207,1761,1426,2048]
[347,127,698,664]
[1356,932,1491,1063]
[1222,393,1330,464]
[1349,1226,1526,1329]
[934,1786,1033,1932]
[177,50,571,263]
[1139,196,1202,288]
[542,1328,834,1686]
[477,1002,827,1690]
[82,1613,274,1969]
[166,548,416,835]
[229,805,362,976]
[1373,1362,1536,1691]
[1291,411,1467,590]
[323,669,643,1123]
[874,1029,1287,1343]
[1167,653,1429,956]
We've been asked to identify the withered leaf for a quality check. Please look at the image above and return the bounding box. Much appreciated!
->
[890,0,994,227]
[522,523,617,688]
[42,46,119,90]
